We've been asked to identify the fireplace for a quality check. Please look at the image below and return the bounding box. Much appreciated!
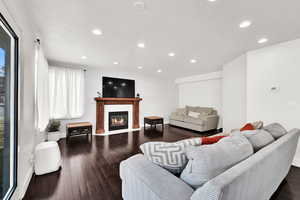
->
[109,111,129,131]
[94,98,142,134]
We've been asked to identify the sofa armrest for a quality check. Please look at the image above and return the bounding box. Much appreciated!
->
[202,115,219,130]
[120,154,194,200]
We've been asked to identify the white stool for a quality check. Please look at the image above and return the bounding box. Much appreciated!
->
[34,141,61,175]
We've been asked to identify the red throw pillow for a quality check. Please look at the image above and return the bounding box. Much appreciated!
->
[240,123,255,131]
[202,136,226,145]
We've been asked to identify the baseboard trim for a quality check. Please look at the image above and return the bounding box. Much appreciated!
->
[19,166,34,199]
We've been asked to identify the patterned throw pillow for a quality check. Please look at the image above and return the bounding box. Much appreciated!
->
[140,138,201,174]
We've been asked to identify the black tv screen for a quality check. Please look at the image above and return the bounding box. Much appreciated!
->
[102,77,135,98]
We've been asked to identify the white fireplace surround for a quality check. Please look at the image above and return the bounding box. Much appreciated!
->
[103,104,139,135]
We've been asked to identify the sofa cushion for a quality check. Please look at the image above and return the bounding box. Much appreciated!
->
[184,116,204,126]
[234,130,275,151]
[188,111,200,118]
[263,123,287,139]
[176,108,187,116]
[140,138,202,174]
[170,113,185,121]
[186,106,214,115]
[180,135,253,189]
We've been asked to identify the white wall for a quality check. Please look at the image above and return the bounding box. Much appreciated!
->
[222,55,247,132]
[247,38,300,166]
[176,72,222,128]
[59,67,178,135]
[0,0,38,199]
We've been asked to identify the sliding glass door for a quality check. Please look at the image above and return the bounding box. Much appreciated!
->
[0,13,18,200]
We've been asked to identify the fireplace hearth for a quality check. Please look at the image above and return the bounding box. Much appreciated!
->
[109,111,128,131]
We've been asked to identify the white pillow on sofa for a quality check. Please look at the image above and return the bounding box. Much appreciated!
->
[180,135,254,189]
[188,111,200,118]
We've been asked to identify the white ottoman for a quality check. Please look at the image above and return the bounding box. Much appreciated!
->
[34,141,62,175]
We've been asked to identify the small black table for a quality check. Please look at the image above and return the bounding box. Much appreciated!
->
[144,116,164,131]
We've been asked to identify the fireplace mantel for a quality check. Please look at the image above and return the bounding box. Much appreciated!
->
[94,97,142,134]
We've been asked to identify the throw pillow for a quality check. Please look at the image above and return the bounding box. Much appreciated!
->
[201,135,226,145]
[188,111,200,118]
[240,123,255,131]
[180,135,253,189]
[235,130,275,151]
[176,108,187,116]
[251,121,264,129]
[263,123,287,139]
[140,138,201,174]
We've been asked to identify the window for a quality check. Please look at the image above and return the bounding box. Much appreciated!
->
[49,66,84,119]
[0,13,18,199]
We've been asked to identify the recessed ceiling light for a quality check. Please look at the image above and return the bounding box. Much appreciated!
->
[137,66,143,69]
[157,69,162,73]
[258,38,268,44]
[92,29,103,35]
[190,59,197,63]
[168,52,175,57]
[81,56,87,59]
[239,20,252,28]
[137,42,145,48]
[113,61,119,65]
[134,1,146,10]
[208,0,217,2]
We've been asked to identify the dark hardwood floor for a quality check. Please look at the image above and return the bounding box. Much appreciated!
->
[24,125,300,200]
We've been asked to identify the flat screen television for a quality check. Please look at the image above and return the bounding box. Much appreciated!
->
[102,77,135,98]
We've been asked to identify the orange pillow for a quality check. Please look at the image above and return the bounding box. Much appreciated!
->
[240,123,255,131]
[202,136,226,145]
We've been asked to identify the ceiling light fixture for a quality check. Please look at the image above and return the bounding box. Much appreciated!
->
[190,59,197,63]
[92,29,103,35]
[113,61,119,65]
[168,52,175,57]
[137,42,145,48]
[239,20,252,28]
[137,66,143,69]
[81,56,87,59]
[208,0,217,2]
[157,69,162,73]
[134,1,146,10]
[258,38,268,44]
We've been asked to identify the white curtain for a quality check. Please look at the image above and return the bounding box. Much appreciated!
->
[49,66,85,119]
[35,45,50,131]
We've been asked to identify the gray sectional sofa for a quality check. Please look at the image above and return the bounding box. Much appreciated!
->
[120,127,300,200]
[169,106,219,132]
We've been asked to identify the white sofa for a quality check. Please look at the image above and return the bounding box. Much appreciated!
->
[169,106,219,132]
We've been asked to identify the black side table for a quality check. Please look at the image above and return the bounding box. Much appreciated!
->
[144,116,164,131]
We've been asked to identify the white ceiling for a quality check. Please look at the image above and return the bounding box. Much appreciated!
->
[26,0,300,78]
